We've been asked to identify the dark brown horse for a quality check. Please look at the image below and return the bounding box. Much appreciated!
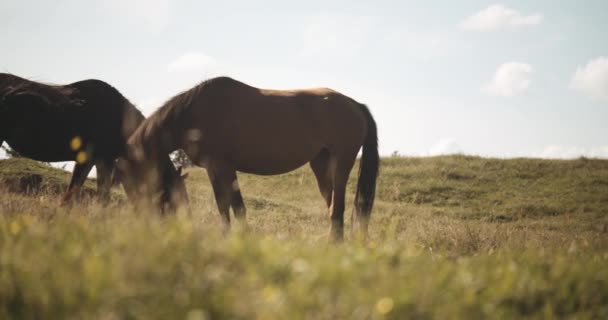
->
[0,73,188,207]
[121,76,378,241]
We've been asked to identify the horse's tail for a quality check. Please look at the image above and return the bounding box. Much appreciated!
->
[354,103,379,238]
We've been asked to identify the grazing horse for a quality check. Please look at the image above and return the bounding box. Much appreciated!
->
[121,76,379,241]
[0,73,188,208]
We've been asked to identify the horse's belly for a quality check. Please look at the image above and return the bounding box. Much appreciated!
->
[4,119,121,162]
[236,158,310,175]
[232,143,321,175]
[5,124,82,162]
[7,137,74,162]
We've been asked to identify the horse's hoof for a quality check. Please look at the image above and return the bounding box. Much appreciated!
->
[329,228,345,243]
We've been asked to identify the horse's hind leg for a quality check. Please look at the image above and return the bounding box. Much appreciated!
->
[61,161,95,205]
[310,149,333,208]
[95,158,114,204]
[327,149,358,242]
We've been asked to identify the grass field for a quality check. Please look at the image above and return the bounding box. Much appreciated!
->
[1,156,607,319]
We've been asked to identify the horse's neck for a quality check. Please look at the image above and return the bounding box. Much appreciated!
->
[139,123,179,159]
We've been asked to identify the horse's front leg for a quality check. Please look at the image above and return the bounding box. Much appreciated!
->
[207,166,234,235]
[60,160,95,205]
[230,177,248,230]
[95,158,115,205]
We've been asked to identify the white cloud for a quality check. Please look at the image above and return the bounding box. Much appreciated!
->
[100,0,172,31]
[570,57,608,102]
[429,138,463,156]
[167,53,215,72]
[483,62,532,97]
[536,145,608,159]
[460,4,543,32]
[301,13,374,58]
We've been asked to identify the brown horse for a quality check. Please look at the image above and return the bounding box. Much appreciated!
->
[121,76,379,240]
[0,73,188,208]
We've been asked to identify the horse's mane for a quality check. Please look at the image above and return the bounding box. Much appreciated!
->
[130,77,238,148]
[0,73,79,106]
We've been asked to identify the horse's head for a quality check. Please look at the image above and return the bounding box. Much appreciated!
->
[117,144,190,214]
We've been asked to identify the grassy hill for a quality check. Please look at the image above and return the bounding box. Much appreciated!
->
[1,156,607,319]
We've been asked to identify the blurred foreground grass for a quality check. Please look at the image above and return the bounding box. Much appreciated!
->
[1,156,607,319]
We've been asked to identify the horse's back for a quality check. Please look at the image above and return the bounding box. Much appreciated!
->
[0,73,25,88]
[182,79,368,174]
[190,81,366,142]
[69,79,127,111]
[2,76,142,161]
[70,79,118,95]
[255,86,368,143]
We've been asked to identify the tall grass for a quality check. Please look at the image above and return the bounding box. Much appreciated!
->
[1,156,607,319]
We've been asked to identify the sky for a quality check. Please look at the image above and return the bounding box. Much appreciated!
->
[1,0,608,160]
